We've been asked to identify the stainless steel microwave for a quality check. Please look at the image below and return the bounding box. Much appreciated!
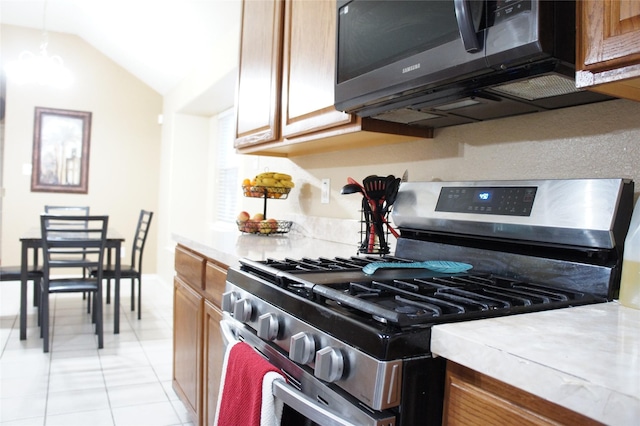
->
[334,0,611,128]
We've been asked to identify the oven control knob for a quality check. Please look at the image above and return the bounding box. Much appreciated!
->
[289,332,315,365]
[221,291,238,314]
[233,298,252,323]
[314,347,344,383]
[257,313,279,341]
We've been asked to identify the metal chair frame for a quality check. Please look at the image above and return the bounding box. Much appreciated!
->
[39,214,108,353]
[101,210,153,320]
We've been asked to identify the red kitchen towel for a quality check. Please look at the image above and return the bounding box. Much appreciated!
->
[214,341,285,426]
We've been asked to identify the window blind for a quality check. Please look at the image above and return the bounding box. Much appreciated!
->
[215,109,239,223]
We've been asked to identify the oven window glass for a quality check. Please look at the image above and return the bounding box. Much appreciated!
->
[337,0,459,83]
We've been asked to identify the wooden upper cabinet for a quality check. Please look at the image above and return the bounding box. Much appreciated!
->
[234,0,431,157]
[234,0,284,148]
[576,0,640,101]
[281,0,354,139]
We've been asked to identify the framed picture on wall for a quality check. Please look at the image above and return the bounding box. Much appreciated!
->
[31,107,92,193]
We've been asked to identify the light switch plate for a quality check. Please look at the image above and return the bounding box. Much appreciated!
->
[321,178,330,204]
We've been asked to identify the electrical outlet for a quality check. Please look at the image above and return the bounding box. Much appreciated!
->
[321,178,330,204]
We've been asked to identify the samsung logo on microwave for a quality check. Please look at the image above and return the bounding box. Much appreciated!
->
[402,63,421,74]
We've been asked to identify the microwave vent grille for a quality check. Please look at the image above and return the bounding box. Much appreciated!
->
[490,75,581,101]
[373,108,441,124]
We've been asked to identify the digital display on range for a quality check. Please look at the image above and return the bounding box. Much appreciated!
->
[475,190,492,202]
[436,186,537,216]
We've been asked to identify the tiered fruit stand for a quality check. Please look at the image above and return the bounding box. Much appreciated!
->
[237,184,293,235]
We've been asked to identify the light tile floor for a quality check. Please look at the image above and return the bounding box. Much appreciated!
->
[0,276,193,426]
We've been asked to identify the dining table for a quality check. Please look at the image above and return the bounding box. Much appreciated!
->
[19,227,125,340]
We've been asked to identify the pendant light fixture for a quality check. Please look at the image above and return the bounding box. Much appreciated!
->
[5,0,73,88]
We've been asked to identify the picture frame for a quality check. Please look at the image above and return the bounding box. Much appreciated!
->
[31,107,92,193]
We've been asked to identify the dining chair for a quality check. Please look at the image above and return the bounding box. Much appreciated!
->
[39,214,109,353]
[96,210,153,320]
[44,205,92,306]
[0,265,42,306]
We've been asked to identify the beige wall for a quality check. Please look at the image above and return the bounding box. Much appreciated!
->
[0,25,162,271]
[229,98,640,226]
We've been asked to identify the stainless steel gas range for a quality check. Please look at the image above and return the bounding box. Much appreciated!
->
[221,178,634,426]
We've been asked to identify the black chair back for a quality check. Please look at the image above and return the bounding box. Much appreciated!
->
[131,210,153,271]
[41,215,108,273]
[44,205,90,215]
[39,214,109,352]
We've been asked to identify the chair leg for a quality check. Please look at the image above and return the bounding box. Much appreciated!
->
[38,288,42,330]
[87,292,92,314]
[131,278,135,312]
[32,280,39,307]
[137,277,142,320]
[95,289,103,349]
[42,289,49,353]
[106,279,111,304]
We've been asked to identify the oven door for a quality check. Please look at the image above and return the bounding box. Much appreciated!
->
[220,318,396,426]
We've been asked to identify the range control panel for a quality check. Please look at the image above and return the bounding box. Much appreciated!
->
[435,186,537,216]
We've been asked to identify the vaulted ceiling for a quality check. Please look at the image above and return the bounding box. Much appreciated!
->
[1,0,241,98]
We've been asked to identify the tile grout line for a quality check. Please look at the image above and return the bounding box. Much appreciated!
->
[43,294,55,425]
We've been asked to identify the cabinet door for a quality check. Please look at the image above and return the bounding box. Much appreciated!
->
[173,277,203,424]
[202,301,224,426]
[281,0,354,139]
[235,0,285,148]
[576,0,640,100]
[443,361,601,426]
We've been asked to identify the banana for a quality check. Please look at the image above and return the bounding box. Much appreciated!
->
[249,172,295,190]
[258,172,275,177]
[273,173,292,181]
[255,177,277,186]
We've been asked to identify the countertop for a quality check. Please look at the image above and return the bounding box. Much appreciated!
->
[432,302,640,425]
[172,227,360,269]
[173,229,639,425]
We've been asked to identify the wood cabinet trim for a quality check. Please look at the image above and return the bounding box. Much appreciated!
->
[173,276,204,424]
[444,361,603,426]
[580,0,640,70]
[204,261,227,309]
[234,0,285,149]
[175,245,205,290]
[202,301,224,426]
[235,0,432,157]
[576,0,640,100]
[173,246,229,426]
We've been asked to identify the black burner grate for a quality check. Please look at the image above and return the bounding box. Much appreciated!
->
[260,256,394,272]
[314,274,604,327]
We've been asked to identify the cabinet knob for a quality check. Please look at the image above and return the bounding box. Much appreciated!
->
[233,298,253,323]
[257,312,280,341]
[314,347,344,383]
[289,332,315,364]
[221,291,238,313]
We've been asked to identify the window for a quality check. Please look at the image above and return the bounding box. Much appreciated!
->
[214,108,239,223]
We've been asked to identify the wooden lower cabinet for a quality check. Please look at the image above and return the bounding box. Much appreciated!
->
[202,300,224,426]
[173,245,228,426]
[443,361,602,425]
[173,276,203,423]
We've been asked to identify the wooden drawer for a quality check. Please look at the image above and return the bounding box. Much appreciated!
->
[175,245,205,290]
[204,261,228,308]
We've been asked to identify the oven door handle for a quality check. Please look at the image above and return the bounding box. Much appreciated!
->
[220,319,359,426]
